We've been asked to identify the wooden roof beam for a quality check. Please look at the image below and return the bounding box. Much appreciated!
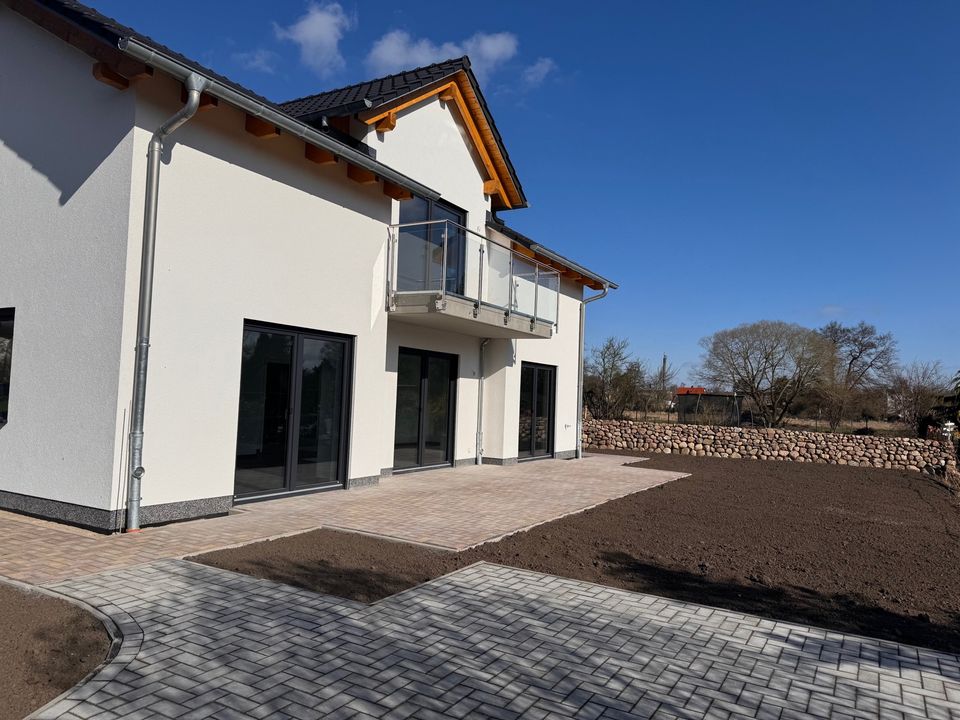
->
[92,62,129,90]
[347,164,377,185]
[382,180,412,200]
[375,111,397,132]
[245,115,280,138]
[305,145,337,165]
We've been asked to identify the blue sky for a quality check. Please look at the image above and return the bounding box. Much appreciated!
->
[92,0,960,382]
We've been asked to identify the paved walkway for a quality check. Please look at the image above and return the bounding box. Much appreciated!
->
[0,454,685,585]
[35,560,960,720]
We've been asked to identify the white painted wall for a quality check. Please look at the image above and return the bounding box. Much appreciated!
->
[117,72,396,509]
[0,7,134,508]
[0,14,594,518]
[481,278,584,460]
[384,323,481,465]
[365,96,490,231]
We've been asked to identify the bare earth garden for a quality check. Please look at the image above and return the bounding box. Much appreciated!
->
[196,452,960,654]
[0,584,110,720]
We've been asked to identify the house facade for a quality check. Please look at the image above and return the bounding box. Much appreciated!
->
[0,0,615,532]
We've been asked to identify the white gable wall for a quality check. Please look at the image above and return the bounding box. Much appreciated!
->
[0,6,135,513]
[365,97,491,231]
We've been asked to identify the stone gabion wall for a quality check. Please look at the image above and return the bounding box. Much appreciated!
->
[583,419,958,479]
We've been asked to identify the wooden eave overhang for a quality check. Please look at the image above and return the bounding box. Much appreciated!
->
[359,70,525,212]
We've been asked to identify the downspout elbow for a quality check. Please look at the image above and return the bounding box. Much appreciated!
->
[125,72,207,533]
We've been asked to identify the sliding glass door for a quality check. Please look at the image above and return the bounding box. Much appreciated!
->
[235,323,351,499]
[393,348,457,470]
[518,362,556,459]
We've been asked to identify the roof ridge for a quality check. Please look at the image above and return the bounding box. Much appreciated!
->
[278,56,470,107]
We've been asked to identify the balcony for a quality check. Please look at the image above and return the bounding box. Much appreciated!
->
[385,220,559,339]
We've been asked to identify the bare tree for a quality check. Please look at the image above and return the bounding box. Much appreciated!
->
[697,320,828,428]
[887,361,950,437]
[584,337,646,420]
[638,354,678,417]
[817,321,897,431]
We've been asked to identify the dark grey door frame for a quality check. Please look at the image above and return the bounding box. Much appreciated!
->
[394,347,458,471]
[518,361,556,460]
[235,320,353,501]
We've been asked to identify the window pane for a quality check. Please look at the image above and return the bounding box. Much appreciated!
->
[0,309,13,425]
[296,338,345,488]
[234,330,294,496]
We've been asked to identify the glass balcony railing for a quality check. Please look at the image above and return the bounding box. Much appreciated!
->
[386,220,560,328]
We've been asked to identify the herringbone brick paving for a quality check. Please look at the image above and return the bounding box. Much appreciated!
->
[35,561,960,719]
[0,454,686,584]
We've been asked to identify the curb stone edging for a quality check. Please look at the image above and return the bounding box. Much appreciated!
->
[0,575,145,720]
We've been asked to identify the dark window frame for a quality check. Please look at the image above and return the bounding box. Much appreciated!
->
[393,346,459,471]
[0,308,14,427]
[518,361,557,460]
[234,319,355,502]
[399,196,468,297]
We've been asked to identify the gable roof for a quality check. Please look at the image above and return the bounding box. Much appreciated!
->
[280,58,527,211]
[487,214,618,291]
[280,58,473,119]
[8,0,440,202]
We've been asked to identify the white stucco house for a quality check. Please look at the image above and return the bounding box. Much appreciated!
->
[0,0,616,532]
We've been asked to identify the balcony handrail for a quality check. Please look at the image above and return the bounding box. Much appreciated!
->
[387,219,561,329]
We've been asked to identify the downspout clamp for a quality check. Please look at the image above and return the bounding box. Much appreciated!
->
[576,284,609,459]
[125,72,208,532]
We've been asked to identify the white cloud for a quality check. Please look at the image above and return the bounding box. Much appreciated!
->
[522,57,556,88]
[233,49,280,74]
[819,304,846,317]
[274,2,354,78]
[366,30,518,83]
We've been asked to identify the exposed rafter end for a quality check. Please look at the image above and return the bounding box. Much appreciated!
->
[483,179,500,196]
[375,111,397,132]
[382,181,412,200]
[305,145,337,165]
[439,90,456,102]
[245,114,280,138]
[347,164,377,185]
[92,62,129,90]
[181,85,219,111]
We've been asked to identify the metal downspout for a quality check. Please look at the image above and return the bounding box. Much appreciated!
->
[576,284,609,459]
[125,72,207,532]
[476,338,490,465]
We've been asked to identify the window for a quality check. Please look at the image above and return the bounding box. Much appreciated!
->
[0,309,13,426]
[397,196,467,296]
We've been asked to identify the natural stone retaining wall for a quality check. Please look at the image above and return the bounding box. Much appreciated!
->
[583,419,958,479]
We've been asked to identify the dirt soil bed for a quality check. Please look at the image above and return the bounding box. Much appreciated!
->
[194,453,960,653]
[0,583,111,720]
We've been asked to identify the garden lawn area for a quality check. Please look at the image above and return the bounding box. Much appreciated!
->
[0,583,111,720]
[194,453,960,653]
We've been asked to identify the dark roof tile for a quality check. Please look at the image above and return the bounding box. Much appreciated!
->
[279,57,472,118]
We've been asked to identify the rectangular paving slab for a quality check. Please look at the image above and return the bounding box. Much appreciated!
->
[0,454,685,584]
[38,560,960,719]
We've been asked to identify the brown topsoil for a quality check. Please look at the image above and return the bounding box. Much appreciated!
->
[0,583,111,720]
[194,453,960,653]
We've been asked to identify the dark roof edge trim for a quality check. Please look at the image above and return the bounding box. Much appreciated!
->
[486,215,618,290]
[120,38,440,202]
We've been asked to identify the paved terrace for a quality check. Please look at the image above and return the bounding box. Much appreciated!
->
[35,560,960,720]
[0,453,686,585]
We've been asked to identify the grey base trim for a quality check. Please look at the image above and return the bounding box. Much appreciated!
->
[481,456,519,466]
[453,458,477,467]
[554,449,576,460]
[345,474,380,489]
[0,489,232,533]
[380,467,394,478]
